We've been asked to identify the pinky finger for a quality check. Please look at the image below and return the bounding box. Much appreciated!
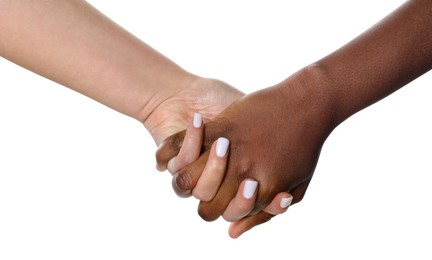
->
[262,192,293,215]
[228,192,293,239]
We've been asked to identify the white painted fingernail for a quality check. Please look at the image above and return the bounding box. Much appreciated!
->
[216,137,229,157]
[280,197,293,209]
[193,113,202,128]
[243,180,258,199]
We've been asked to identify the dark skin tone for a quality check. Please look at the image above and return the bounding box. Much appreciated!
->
[156,0,432,237]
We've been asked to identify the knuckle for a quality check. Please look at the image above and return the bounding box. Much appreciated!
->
[172,174,192,198]
[198,204,221,222]
[208,159,225,173]
[175,154,193,169]
[175,170,194,191]
[168,132,186,151]
[155,133,184,165]
[236,202,253,214]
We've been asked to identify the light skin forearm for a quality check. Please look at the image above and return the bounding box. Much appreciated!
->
[0,0,194,122]
[315,0,432,126]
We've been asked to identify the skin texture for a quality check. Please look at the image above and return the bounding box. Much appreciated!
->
[0,0,243,145]
[156,0,432,237]
[169,114,293,238]
[158,68,331,219]
[0,0,286,236]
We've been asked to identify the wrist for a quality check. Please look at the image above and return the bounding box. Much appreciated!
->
[275,64,339,141]
[135,69,198,124]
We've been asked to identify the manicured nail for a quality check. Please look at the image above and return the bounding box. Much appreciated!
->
[280,197,293,209]
[243,180,258,199]
[216,137,229,157]
[193,113,202,128]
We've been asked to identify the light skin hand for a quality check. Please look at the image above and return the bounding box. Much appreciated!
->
[0,0,243,147]
[165,113,294,238]
[145,78,244,147]
[0,0,291,239]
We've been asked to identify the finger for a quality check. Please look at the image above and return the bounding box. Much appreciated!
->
[167,113,204,174]
[197,162,241,222]
[155,130,186,172]
[228,211,275,239]
[192,137,230,202]
[222,179,258,222]
[155,116,228,172]
[171,151,210,198]
[228,193,293,238]
[262,192,293,215]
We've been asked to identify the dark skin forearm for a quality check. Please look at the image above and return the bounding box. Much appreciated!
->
[156,0,432,236]
[317,0,432,126]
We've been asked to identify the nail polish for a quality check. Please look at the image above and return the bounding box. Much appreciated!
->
[243,180,258,199]
[280,197,293,209]
[216,137,229,157]
[193,113,202,128]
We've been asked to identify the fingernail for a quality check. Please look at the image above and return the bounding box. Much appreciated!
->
[280,197,293,209]
[243,180,258,199]
[193,113,202,128]
[216,137,229,157]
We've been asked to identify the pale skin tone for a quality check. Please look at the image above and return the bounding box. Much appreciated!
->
[0,0,287,236]
[157,0,432,238]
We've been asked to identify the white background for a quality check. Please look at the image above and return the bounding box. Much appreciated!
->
[1,0,431,259]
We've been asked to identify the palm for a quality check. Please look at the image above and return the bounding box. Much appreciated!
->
[144,78,244,145]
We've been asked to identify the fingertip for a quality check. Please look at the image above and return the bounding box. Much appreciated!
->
[242,179,258,200]
[155,163,166,172]
[228,223,241,239]
[222,179,258,222]
[280,196,293,209]
[193,112,203,128]
[215,137,229,157]
[262,192,293,215]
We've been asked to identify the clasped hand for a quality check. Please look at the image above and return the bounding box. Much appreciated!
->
[156,68,334,238]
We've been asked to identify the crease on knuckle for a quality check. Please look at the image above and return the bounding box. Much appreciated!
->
[168,132,185,151]
[236,201,253,214]
[175,170,194,191]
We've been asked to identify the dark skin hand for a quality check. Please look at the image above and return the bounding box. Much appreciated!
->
[157,66,333,221]
[157,0,432,236]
